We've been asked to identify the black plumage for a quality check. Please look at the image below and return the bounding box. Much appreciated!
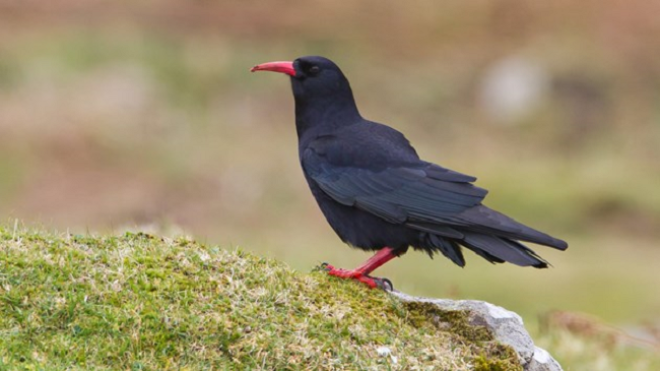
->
[252,56,567,287]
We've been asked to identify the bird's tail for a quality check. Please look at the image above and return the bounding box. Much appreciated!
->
[460,232,549,268]
[440,204,568,268]
[416,205,567,268]
[456,205,568,251]
[419,229,549,268]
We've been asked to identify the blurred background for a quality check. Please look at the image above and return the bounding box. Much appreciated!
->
[1,0,659,368]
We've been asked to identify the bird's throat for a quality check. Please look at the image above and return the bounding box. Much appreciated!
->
[294,96,361,138]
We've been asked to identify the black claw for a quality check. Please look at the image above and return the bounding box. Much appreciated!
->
[373,277,394,291]
[383,278,394,291]
[313,262,331,272]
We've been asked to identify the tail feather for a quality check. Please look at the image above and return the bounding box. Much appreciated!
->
[467,245,506,264]
[456,206,568,250]
[461,232,549,268]
[413,205,566,268]
[422,233,466,267]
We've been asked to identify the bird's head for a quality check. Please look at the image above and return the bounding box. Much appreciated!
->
[251,56,354,104]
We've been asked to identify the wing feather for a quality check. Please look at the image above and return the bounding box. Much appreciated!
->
[312,163,487,227]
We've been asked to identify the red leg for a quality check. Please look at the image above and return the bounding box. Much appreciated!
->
[324,247,401,289]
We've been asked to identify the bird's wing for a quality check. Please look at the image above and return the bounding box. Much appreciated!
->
[307,159,488,228]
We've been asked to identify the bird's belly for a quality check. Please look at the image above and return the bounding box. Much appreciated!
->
[309,183,417,251]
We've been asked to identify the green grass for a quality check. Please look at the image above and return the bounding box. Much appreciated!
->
[0,227,522,370]
[3,227,659,370]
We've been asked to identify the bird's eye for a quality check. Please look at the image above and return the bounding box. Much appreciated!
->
[308,65,320,75]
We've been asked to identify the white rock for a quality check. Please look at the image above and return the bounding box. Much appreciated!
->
[389,291,563,371]
[527,346,563,371]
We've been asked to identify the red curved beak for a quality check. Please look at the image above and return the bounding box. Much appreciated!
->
[250,61,296,77]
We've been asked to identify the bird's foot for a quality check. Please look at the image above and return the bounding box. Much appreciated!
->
[321,263,393,291]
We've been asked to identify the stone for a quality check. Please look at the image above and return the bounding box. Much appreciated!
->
[527,346,563,371]
[390,291,563,371]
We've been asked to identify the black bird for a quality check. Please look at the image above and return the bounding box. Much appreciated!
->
[251,56,568,289]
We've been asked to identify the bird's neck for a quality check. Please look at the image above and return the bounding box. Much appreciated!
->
[294,95,361,138]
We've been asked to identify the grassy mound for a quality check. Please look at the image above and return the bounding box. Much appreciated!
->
[0,227,519,370]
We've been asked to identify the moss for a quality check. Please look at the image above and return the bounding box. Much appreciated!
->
[0,226,524,370]
[403,300,520,370]
[473,356,522,371]
[403,301,493,342]
[472,344,523,371]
